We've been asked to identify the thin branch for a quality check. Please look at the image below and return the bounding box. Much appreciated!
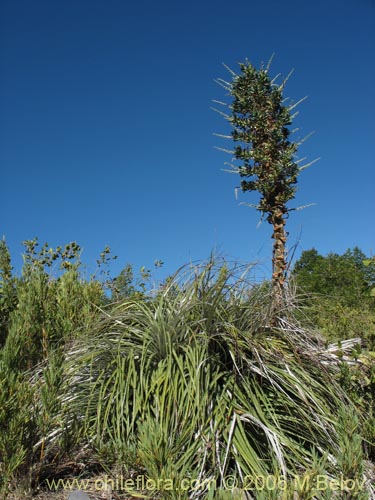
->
[211,106,231,120]
[212,99,230,107]
[279,69,294,90]
[289,203,316,211]
[240,202,261,210]
[266,53,275,72]
[295,157,307,164]
[213,79,231,91]
[214,77,233,91]
[221,161,239,173]
[297,131,315,146]
[271,73,282,85]
[288,95,308,112]
[221,168,239,174]
[299,157,320,171]
[290,110,300,120]
[256,216,265,228]
[214,146,234,154]
[213,132,232,139]
[222,62,237,77]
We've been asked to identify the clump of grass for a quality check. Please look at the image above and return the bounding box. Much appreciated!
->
[36,258,374,499]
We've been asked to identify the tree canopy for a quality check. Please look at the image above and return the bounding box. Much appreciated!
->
[292,247,375,308]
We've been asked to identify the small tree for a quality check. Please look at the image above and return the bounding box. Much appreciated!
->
[214,59,311,308]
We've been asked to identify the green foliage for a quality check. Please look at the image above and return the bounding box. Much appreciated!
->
[110,263,136,300]
[292,247,375,346]
[1,245,374,498]
[35,350,65,461]
[363,255,375,297]
[0,239,110,492]
[307,298,375,348]
[109,260,165,302]
[335,407,368,500]
[1,239,105,372]
[0,370,35,493]
[35,259,373,498]
[293,247,375,467]
[338,358,375,463]
[293,247,374,308]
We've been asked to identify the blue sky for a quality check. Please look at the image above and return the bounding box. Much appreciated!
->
[1,0,374,283]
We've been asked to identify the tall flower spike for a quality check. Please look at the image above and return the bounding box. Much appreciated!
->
[216,59,312,317]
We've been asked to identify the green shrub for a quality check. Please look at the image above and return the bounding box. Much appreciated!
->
[0,369,36,492]
[0,239,109,493]
[298,296,375,346]
[1,240,105,372]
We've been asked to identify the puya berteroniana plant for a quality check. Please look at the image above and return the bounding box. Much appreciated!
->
[214,57,316,313]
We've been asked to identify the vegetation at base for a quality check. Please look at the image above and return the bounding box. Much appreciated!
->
[0,240,374,499]
[292,247,375,347]
[291,247,375,470]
